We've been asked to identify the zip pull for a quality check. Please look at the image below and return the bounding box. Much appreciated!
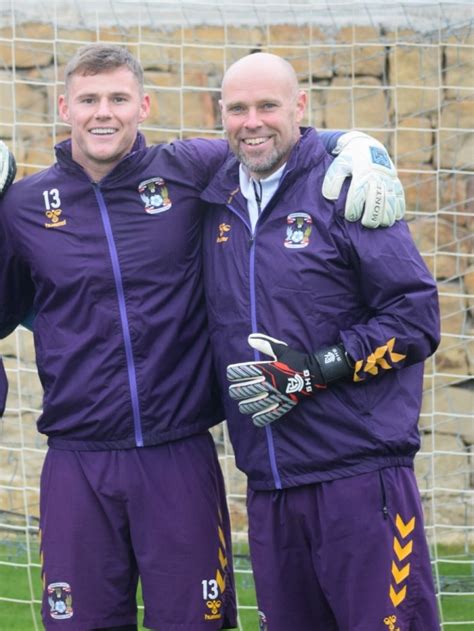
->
[252,179,263,215]
[379,470,389,520]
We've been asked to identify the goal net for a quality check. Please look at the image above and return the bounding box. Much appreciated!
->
[0,1,472,629]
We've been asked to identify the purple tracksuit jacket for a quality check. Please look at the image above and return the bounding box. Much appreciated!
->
[201,127,441,491]
[0,134,230,450]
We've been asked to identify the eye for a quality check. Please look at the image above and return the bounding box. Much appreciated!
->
[113,96,127,103]
[227,105,244,114]
[261,102,277,111]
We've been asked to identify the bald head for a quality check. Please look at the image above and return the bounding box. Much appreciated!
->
[222,53,299,100]
[220,52,307,179]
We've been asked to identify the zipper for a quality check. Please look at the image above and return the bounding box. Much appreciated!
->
[252,179,263,215]
[379,469,389,520]
[92,183,144,447]
[227,201,283,490]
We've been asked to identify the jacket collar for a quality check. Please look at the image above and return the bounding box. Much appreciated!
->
[54,133,147,183]
[201,127,327,205]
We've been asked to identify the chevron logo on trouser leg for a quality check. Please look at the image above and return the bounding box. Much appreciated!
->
[390,584,407,607]
[396,514,415,538]
[389,513,415,607]
[203,514,228,622]
[216,524,227,593]
[393,538,412,562]
[392,560,410,584]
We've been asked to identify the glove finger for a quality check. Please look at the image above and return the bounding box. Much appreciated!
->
[345,178,367,223]
[383,195,397,227]
[238,391,279,415]
[228,377,266,401]
[252,397,296,427]
[396,198,405,221]
[361,177,387,228]
[321,157,351,201]
[226,361,265,383]
[248,333,288,360]
[394,180,406,220]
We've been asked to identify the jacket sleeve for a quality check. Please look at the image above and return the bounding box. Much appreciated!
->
[178,138,232,190]
[338,218,440,383]
[318,130,344,155]
[0,203,35,339]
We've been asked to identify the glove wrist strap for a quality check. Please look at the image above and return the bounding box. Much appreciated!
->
[313,344,352,384]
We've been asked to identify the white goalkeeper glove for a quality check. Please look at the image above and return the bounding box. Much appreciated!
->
[322,131,405,228]
[226,333,351,427]
[0,140,17,197]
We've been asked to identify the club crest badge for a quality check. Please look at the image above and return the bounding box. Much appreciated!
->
[284,212,312,249]
[47,581,73,620]
[138,177,172,214]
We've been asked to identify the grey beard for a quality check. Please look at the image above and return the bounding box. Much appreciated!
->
[237,147,284,177]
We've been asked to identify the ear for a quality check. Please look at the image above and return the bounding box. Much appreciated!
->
[295,90,307,123]
[58,94,69,123]
[138,93,151,124]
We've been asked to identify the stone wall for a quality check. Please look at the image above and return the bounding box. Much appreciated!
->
[0,18,472,543]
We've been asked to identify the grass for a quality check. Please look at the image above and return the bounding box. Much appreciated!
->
[436,544,474,628]
[0,540,472,630]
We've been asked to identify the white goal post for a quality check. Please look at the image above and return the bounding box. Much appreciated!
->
[0,1,472,629]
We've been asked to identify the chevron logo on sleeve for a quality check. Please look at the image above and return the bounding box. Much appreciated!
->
[353,337,406,382]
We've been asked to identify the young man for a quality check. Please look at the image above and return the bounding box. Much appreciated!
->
[0,47,235,631]
[0,45,404,631]
[201,52,441,631]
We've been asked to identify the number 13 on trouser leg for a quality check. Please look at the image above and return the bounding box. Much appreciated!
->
[40,434,237,631]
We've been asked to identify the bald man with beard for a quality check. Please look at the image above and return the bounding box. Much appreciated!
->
[201,52,440,631]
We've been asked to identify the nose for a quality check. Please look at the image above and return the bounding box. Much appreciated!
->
[95,97,112,118]
[244,107,262,129]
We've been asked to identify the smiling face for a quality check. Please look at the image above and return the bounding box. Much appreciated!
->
[220,53,307,180]
[58,66,150,181]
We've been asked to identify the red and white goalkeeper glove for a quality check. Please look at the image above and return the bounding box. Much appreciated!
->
[226,333,352,427]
